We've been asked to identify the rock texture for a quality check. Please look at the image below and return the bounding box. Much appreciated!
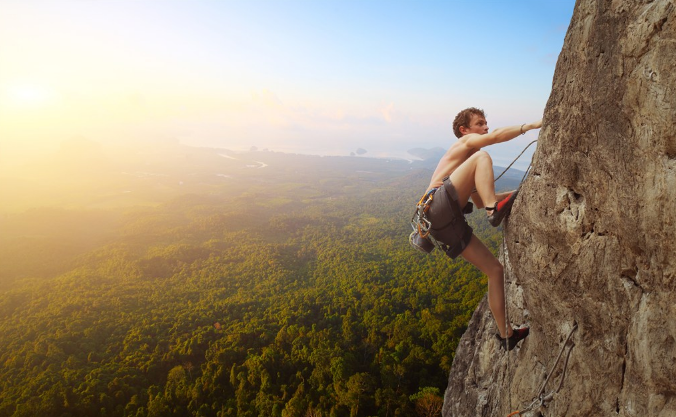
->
[443,1,676,416]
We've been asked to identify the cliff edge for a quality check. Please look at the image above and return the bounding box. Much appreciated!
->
[443,1,676,416]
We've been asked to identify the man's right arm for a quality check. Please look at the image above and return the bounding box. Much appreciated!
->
[463,120,542,149]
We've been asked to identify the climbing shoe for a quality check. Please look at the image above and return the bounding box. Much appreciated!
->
[486,191,518,227]
[495,327,530,351]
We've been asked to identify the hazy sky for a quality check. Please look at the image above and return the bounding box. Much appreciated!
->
[0,0,575,169]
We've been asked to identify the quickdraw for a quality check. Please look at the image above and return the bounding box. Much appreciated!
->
[411,188,437,238]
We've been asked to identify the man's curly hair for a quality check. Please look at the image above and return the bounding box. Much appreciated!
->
[452,107,486,138]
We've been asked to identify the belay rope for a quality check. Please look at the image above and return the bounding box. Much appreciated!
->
[499,140,538,414]
[494,139,538,184]
[505,324,578,416]
[497,140,579,416]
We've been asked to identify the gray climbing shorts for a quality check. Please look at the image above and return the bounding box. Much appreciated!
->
[426,179,473,259]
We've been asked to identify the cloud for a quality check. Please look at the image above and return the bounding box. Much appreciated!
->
[246,88,394,132]
[380,102,395,123]
[127,92,146,107]
[251,88,283,108]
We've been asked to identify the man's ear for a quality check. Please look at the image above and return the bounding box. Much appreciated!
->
[458,125,469,136]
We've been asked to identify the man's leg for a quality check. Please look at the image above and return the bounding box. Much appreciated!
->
[449,151,497,209]
[460,234,513,339]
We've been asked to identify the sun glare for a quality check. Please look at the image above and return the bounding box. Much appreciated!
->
[6,84,53,107]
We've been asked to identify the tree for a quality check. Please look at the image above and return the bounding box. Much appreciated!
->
[409,387,443,417]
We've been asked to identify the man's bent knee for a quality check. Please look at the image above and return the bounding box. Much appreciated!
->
[474,150,492,164]
[458,150,491,171]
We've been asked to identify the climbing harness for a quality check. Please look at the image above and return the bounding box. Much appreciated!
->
[409,188,438,253]
[505,323,579,417]
[413,188,436,238]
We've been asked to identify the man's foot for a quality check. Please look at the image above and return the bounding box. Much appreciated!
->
[486,191,518,227]
[495,327,530,351]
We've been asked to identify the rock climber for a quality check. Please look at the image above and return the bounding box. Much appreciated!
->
[424,107,541,351]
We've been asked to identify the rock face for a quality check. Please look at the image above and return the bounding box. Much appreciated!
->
[443,1,676,416]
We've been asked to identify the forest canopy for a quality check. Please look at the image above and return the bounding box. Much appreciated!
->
[0,145,511,416]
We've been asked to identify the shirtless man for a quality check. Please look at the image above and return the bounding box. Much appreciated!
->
[424,107,541,350]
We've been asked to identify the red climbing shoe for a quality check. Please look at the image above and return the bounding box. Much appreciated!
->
[487,191,518,227]
[495,327,530,351]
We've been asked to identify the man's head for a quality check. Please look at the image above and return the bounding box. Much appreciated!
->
[452,107,487,138]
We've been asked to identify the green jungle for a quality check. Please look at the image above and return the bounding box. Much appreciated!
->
[0,141,513,417]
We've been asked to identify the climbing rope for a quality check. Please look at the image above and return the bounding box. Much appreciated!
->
[497,139,538,414]
[494,140,538,183]
[533,323,578,405]
[501,235,512,410]
[502,236,512,409]
[496,140,579,417]
[505,323,579,416]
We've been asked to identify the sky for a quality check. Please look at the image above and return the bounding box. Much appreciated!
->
[0,0,576,170]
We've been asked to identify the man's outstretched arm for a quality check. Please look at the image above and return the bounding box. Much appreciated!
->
[463,120,542,149]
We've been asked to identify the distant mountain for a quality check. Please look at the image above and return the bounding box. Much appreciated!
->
[407,147,446,160]
[493,166,527,192]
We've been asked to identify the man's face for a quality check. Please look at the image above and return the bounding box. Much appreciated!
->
[466,114,489,135]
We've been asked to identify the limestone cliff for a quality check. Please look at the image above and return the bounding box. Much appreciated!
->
[443,1,676,416]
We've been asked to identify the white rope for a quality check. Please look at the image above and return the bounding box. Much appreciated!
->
[494,140,538,183]
[508,324,579,416]
[496,140,538,413]
[503,234,512,412]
